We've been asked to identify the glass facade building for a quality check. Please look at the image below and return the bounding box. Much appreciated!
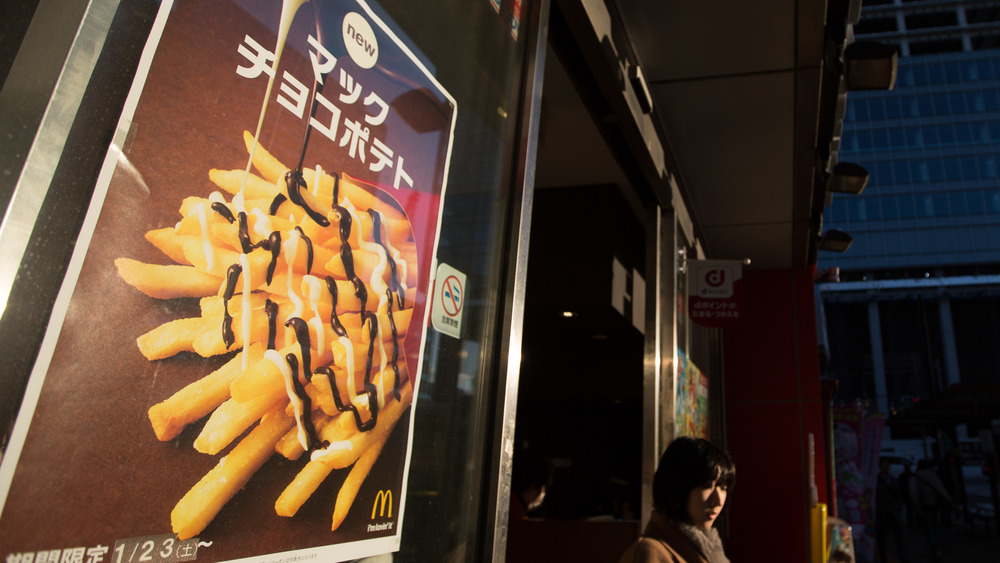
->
[825,49,1000,271]
[819,0,1000,427]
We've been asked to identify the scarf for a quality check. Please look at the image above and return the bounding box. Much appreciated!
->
[673,520,730,563]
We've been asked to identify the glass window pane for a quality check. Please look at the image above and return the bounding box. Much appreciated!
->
[898,194,917,218]
[933,192,951,215]
[867,196,883,220]
[987,190,1000,213]
[827,199,847,222]
[944,158,963,180]
[917,93,935,117]
[967,190,986,214]
[986,90,1000,112]
[950,191,970,215]
[928,62,945,83]
[850,198,869,221]
[853,99,871,121]
[956,123,973,145]
[944,61,963,84]
[922,125,939,147]
[938,124,956,146]
[874,161,894,186]
[927,158,945,182]
[961,156,981,180]
[982,156,998,178]
[884,97,902,119]
[969,91,986,112]
[881,195,900,219]
[918,194,935,217]
[872,129,890,149]
[966,59,980,81]
[856,130,873,151]
[933,93,951,115]
[893,160,912,184]
[978,59,996,80]
[889,127,905,148]
[869,98,886,120]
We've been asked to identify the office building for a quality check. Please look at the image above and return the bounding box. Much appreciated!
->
[819,0,1000,435]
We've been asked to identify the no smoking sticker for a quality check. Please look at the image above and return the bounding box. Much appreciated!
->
[431,262,466,338]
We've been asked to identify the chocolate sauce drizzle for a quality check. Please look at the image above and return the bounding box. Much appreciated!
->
[283,354,319,450]
[222,263,243,349]
[367,209,405,310]
[269,193,287,216]
[211,201,236,223]
[284,170,330,226]
[286,317,313,377]
[314,313,381,432]
[264,298,278,350]
[324,275,348,338]
[294,226,315,274]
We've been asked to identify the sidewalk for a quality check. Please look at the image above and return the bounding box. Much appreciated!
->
[882,516,1000,563]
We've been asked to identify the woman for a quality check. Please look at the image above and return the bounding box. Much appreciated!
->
[618,436,735,563]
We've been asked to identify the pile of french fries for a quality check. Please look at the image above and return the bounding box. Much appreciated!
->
[116,131,416,539]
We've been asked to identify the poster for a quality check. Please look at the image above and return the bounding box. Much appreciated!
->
[0,0,455,561]
[675,350,709,439]
[687,259,743,328]
[833,406,885,563]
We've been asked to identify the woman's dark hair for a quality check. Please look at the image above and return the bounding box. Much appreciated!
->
[652,436,736,523]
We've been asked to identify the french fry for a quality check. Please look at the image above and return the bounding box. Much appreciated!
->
[332,425,389,531]
[314,381,412,470]
[194,392,288,455]
[148,345,263,441]
[171,406,295,540]
[275,410,336,461]
[145,227,191,265]
[115,258,221,299]
[209,168,281,201]
[136,316,207,360]
[275,459,336,517]
[243,130,289,185]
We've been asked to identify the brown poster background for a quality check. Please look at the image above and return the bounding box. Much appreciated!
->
[0,0,453,560]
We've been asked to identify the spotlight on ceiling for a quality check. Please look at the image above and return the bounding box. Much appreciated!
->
[844,41,898,91]
[818,229,853,253]
[827,162,870,195]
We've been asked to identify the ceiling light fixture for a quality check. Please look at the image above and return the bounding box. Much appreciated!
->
[827,162,870,195]
[844,41,898,91]
[818,229,853,253]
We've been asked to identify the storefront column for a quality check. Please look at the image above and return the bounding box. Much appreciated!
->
[868,300,889,413]
[641,204,676,528]
[939,297,962,387]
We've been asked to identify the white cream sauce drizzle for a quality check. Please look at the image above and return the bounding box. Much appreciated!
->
[301,274,325,356]
[250,208,273,239]
[239,0,309,206]
[339,335,356,402]
[265,349,309,451]
[310,439,353,463]
[194,202,215,273]
[283,228,304,347]
[312,165,324,197]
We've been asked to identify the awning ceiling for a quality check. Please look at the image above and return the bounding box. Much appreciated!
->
[536,0,854,271]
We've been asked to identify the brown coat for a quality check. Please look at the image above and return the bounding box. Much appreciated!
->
[618,511,709,563]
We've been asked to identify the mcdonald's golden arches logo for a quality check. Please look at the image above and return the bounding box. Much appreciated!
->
[372,490,393,519]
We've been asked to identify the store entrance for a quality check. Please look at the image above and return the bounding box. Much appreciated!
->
[505,27,651,561]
